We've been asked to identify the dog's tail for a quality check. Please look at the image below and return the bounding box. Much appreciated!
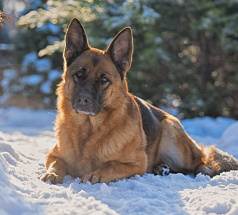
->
[203,145,238,177]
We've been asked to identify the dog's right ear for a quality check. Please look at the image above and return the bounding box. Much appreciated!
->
[64,18,89,67]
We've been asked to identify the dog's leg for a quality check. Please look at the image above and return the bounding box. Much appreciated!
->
[40,152,66,184]
[195,163,211,176]
[156,116,206,176]
[153,163,170,176]
[81,159,147,184]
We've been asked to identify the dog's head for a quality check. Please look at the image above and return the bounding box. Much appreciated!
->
[61,18,133,116]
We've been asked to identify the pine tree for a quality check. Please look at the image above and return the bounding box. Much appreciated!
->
[3,0,238,118]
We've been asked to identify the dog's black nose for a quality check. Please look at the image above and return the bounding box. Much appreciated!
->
[77,94,92,105]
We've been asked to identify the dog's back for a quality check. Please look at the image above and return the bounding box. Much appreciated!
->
[134,96,238,177]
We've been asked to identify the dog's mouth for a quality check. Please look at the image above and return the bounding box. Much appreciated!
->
[72,103,101,116]
[73,108,98,116]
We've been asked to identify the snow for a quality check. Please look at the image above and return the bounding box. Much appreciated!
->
[21,74,43,85]
[37,22,61,34]
[1,69,17,94]
[1,53,61,104]
[217,121,238,157]
[21,52,38,72]
[35,58,52,73]
[0,107,238,215]
[48,69,61,81]
[21,52,52,73]
[40,81,52,94]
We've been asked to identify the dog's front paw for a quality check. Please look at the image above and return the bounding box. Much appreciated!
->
[81,169,116,184]
[40,172,64,184]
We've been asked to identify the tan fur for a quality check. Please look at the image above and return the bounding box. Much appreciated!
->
[41,18,238,184]
[41,46,148,183]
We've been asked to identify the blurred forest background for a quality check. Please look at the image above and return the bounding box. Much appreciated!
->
[0,0,238,119]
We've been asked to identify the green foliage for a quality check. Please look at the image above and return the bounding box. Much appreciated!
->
[4,0,238,118]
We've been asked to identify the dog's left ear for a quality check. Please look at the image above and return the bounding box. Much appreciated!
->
[106,27,133,79]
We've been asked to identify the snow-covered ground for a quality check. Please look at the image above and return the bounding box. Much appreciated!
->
[0,107,238,215]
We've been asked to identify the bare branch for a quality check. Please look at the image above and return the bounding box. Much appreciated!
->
[0,10,12,28]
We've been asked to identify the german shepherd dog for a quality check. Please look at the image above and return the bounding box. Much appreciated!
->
[41,18,238,184]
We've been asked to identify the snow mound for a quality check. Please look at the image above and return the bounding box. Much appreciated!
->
[217,121,238,158]
[0,108,238,214]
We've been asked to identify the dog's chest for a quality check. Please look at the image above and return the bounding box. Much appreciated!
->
[63,134,112,177]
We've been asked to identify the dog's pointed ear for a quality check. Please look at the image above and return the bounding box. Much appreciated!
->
[64,18,89,67]
[106,27,133,79]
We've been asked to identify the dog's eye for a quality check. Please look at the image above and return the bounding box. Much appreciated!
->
[99,76,109,85]
[73,70,86,83]
[76,71,84,79]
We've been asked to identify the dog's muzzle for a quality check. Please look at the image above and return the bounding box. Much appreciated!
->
[72,93,99,116]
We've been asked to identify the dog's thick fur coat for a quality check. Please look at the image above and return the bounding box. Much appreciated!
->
[41,18,238,184]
